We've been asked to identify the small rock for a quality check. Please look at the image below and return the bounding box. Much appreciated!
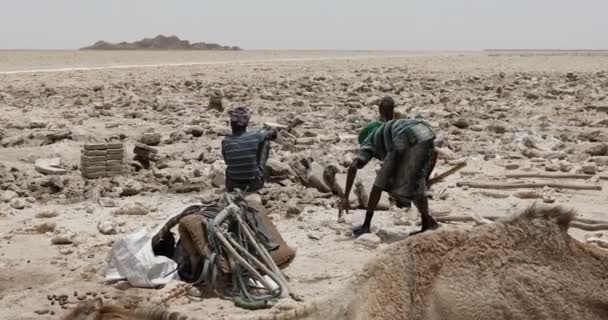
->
[138,132,162,146]
[435,147,456,160]
[503,163,519,170]
[542,195,556,203]
[487,123,507,134]
[51,231,75,245]
[352,82,367,92]
[113,204,148,216]
[9,198,26,209]
[1,190,18,202]
[525,92,540,100]
[133,143,159,158]
[167,160,186,169]
[263,122,288,131]
[581,162,598,175]
[1,134,24,148]
[355,233,381,249]
[379,83,393,92]
[307,162,331,193]
[35,158,67,175]
[296,137,317,145]
[184,126,205,137]
[307,232,323,240]
[34,309,50,315]
[260,91,274,100]
[36,209,59,218]
[208,96,224,112]
[97,221,118,235]
[120,180,143,197]
[244,193,264,211]
[559,161,573,172]
[451,118,469,129]
[592,156,608,166]
[544,161,561,172]
[266,159,292,177]
[584,143,608,156]
[365,96,381,106]
[470,125,484,132]
[286,200,301,216]
[98,198,118,208]
[211,168,225,188]
[35,222,57,233]
[59,248,73,255]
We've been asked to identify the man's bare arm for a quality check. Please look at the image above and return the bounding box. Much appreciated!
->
[264,128,278,141]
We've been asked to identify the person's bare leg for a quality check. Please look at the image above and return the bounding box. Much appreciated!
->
[410,196,439,236]
[353,186,382,237]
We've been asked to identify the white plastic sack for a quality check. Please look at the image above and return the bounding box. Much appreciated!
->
[104,221,180,288]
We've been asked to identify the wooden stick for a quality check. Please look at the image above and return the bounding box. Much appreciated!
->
[457,181,602,191]
[436,216,501,223]
[429,160,467,186]
[574,217,608,225]
[505,173,593,180]
[505,172,608,181]
[513,190,543,199]
[477,190,510,199]
[570,222,608,232]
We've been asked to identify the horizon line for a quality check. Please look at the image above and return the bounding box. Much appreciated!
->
[1,48,608,52]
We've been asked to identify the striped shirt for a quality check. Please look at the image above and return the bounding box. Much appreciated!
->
[357,119,435,166]
[221,130,273,187]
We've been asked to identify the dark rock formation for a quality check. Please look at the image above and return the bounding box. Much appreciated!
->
[80,35,241,51]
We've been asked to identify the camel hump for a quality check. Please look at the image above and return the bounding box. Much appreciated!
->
[504,205,576,230]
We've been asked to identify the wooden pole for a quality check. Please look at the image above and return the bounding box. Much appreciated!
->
[457,181,602,191]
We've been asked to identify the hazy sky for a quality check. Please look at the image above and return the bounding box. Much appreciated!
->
[1,0,607,50]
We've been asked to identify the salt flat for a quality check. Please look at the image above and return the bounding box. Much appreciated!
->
[1,50,607,319]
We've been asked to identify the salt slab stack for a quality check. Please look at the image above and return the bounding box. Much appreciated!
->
[81,143,127,179]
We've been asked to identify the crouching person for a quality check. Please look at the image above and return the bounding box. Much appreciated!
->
[341,119,439,237]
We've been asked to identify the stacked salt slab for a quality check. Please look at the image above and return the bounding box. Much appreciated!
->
[80,143,126,179]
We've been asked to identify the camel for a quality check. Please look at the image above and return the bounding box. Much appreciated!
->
[244,205,608,320]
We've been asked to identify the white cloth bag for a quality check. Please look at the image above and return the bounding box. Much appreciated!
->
[104,221,180,288]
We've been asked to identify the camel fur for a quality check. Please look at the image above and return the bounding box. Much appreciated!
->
[61,298,196,320]
[245,205,608,320]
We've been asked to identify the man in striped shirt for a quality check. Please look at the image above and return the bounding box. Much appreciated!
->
[221,106,277,192]
[341,119,439,237]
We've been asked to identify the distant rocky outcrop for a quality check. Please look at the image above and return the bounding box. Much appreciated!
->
[80,35,241,51]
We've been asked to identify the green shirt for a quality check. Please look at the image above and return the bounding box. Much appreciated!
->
[357,119,435,166]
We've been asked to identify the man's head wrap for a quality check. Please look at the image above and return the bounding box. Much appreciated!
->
[358,121,382,145]
[379,96,395,110]
[229,106,251,127]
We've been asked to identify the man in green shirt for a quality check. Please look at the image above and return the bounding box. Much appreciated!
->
[341,119,439,237]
